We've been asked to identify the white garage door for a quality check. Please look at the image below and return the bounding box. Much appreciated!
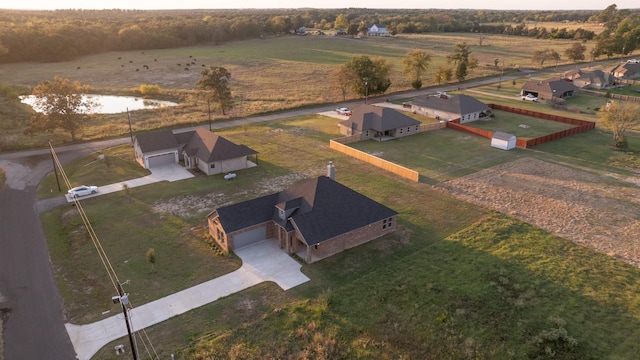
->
[147,152,176,168]
[233,227,266,249]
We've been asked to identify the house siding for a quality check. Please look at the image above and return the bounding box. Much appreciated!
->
[305,215,397,263]
[198,156,250,175]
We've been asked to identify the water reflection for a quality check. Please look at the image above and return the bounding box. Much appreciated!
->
[20,94,178,114]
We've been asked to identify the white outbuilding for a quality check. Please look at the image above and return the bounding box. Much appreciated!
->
[491,131,516,150]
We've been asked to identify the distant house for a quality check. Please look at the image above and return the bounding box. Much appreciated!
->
[338,104,421,140]
[207,166,398,263]
[134,128,258,175]
[563,68,614,89]
[608,62,640,79]
[521,78,577,101]
[367,24,389,36]
[410,94,490,123]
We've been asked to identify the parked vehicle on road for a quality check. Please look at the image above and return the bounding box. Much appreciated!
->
[522,94,538,102]
[335,107,352,116]
[68,185,98,197]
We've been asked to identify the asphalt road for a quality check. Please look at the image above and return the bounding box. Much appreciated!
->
[0,65,573,360]
[0,139,128,360]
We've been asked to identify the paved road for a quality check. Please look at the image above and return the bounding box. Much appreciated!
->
[0,139,127,360]
[0,65,573,360]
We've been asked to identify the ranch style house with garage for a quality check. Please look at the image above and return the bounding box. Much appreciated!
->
[207,163,398,263]
[521,77,578,101]
[133,127,258,175]
[338,104,421,141]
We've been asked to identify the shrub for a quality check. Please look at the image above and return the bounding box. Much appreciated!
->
[139,84,161,96]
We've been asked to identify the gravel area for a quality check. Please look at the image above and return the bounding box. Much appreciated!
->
[439,157,640,267]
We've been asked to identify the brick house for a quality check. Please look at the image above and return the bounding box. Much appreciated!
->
[338,104,421,140]
[206,164,398,263]
[521,78,578,101]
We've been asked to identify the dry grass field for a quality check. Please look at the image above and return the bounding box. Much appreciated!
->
[440,157,640,267]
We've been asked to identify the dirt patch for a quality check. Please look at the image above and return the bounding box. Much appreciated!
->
[151,172,316,218]
[439,157,640,267]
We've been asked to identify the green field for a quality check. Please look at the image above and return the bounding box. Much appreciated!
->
[0,32,620,151]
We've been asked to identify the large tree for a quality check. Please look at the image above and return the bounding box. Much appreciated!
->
[196,66,234,115]
[434,67,453,85]
[565,42,587,63]
[402,49,431,89]
[447,42,474,81]
[531,49,560,68]
[331,65,356,101]
[334,14,349,31]
[344,55,392,97]
[599,101,640,148]
[28,77,96,141]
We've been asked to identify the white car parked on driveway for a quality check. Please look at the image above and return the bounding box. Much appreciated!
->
[335,107,352,116]
[68,185,98,197]
[522,94,538,102]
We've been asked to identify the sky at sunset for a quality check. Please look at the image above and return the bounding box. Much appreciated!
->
[1,0,636,11]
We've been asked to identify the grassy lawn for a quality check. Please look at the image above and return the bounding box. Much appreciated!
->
[464,109,576,139]
[0,167,5,189]
[350,128,526,184]
[37,144,151,199]
[42,114,640,359]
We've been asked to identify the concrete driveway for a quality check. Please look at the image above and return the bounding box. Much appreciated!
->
[65,239,310,360]
[65,163,193,202]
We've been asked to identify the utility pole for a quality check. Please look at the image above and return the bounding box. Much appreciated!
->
[115,282,139,360]
[207,97,212,131]
[127,108,133,145]
[48,141,61,192]
[364,79,369,104]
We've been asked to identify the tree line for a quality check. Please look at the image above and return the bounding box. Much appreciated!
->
[1,6,638,64]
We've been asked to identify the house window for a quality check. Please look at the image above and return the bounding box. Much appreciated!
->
[400,128,403,134]
[210,163,215,169]
[365,130,369,137]
[415,125,419,131]
[314,244,319,250]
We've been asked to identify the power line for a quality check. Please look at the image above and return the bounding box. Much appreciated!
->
[48,143,162,360]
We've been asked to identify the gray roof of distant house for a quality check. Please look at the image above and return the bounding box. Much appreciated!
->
[522,78,577,93]
[411,94,490,115]
[134,130,179,152]
[214,176,398,246]
[180,128,257,163]
[339,104,420,132]
[138,128,257,162]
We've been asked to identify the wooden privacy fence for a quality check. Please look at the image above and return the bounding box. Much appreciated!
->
[445,105,595,148]
[329,140,419,182]
[578,89,640,103]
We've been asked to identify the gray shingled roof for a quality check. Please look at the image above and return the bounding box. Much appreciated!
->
[411,94,490,115]
[340,104,420,132]
[182,128,257,162]
[134,129,178,152]
[522,78,577,94]
[214,176,398,246]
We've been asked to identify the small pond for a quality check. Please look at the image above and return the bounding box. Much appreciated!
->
[20,94,178,114]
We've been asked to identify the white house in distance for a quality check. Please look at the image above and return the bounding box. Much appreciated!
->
[410,94,490,123]
[367,24,389,36]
